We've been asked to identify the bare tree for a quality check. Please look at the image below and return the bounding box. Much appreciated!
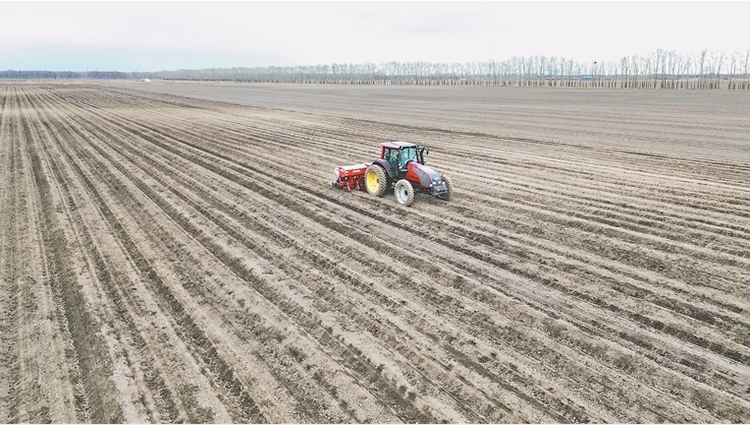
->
[698,49,707,89]
[623,57,630,88]
[641,55,652,88]
[714,51,725,88]
[728,52,738,89]
[681,52,692,89]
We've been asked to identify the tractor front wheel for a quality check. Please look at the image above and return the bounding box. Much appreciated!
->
[365,164,388,197]
[438,174,452,201]
[394,179,415,206]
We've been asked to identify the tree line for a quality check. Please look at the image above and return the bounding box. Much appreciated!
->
[0,70,151,80]
[155,49,750,89]
[3,49,749,89]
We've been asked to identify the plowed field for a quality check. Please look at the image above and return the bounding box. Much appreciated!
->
[1,81,749,423]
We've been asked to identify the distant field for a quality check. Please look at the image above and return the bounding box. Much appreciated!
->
[128,81,750,162]
[1,81,749,422]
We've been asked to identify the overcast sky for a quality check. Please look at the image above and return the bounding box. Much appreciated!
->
[1,1,748,72]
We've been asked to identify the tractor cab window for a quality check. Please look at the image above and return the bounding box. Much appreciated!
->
[399,147,417,168]
[384,148,399,170]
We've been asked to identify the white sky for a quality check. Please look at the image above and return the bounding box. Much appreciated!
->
[1,1,748,72]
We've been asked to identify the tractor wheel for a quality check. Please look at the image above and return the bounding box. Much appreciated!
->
[365,164,388,197]
[438,174,452,201]
[394,179,415,206]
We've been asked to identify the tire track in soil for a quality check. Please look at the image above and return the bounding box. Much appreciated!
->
[142,87,750,390]
[0,85,85,423]
[453,159,750,262]
[75,110,517,422]
[36,87,346,420]
[50,86,444,423]
[185,98,748,418]
[18,85,176,423]
[50,83,552,420]
[60,86,750,420]
[8,82,750,423]
[67,96,576,421]
[28,84,274,423]
[29,108,182,422]
[118,83,750,167]
[36,85,388,420]
[0,84,20,423]
[94,82,750,398]
[151,97,750,420]
[13,84,123,423]
[116,97,750,301]
[9,87,55,424]
[23,86,267,424]
[95,88,741,264]
[60,88,712,420]
[440,196,750,350]
[453,162,750,265]
[42,84,428,422]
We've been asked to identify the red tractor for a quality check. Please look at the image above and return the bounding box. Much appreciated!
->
[332,141,452,206]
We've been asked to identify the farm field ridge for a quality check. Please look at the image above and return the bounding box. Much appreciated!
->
[1,81,749,423]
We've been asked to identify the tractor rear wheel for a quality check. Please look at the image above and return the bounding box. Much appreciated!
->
[394,179,415,206]
[365,164,388,197]
[438,174,452,201]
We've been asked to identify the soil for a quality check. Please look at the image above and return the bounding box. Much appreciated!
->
[1,81,749,423]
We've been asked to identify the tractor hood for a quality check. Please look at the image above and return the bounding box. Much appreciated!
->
[406,161,443,188]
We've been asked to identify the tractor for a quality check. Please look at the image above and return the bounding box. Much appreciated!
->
[332,141,452,206]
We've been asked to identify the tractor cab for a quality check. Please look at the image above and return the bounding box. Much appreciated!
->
[380,141,428,172]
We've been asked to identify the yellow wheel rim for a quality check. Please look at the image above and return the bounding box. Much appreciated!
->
[366,169,380,192]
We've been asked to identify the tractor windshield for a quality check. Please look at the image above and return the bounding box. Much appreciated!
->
[400,146,418,166]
